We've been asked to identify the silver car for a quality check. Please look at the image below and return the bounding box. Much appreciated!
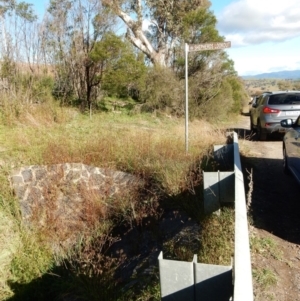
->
[281,116,300,183]
[250,91,300,140]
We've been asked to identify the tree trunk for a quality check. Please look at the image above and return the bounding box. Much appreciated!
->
[103,0,167,67]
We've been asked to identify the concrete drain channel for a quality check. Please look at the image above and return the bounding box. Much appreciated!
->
[158,132,253,301]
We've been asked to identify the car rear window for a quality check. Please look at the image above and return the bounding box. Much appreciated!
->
[268,94,300,105]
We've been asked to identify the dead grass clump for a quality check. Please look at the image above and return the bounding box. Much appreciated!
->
[0,90,76,127]
[19,103,74,126]
[30,182,107,254]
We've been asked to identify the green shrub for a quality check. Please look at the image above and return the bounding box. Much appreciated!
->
[138,66,184,113]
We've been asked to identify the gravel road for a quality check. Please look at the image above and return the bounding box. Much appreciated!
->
[231,115,300,301]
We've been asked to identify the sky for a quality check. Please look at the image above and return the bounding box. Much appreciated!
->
[210,0,300,76]
[30,0,300,76]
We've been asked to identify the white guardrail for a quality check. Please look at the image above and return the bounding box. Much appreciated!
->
[232,131,253,301]
[158,132,253,301]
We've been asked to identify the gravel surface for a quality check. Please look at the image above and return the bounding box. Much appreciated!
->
[231,115,300,301]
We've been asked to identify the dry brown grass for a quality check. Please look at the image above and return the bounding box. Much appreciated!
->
[0,107,230,299]
[27,166,145,257]
[37,114,226,195]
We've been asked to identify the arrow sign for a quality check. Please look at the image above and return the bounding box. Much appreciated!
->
[189,41,231,52]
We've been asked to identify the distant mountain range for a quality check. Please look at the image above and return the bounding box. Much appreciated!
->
[242,70,300,80]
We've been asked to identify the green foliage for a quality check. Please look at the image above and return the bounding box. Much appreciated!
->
[91,33,146,99]
[189,78,234,120]
[186,56,247,120]
[0,55,54,105]
[226,76,249,114]
[14,1,37,21]
[44,0,244,117]
[0,0,36,21]
[0,186,54,299]
[253,268,277,289]
[182,7,221,44]
[146,0,211,43]
[0,71,54,102]
[155,5,242,121]
[137,66,184,113]
[251,236,282,261]
[52,69,76,105]
[0,1,248,297]
[0,56,17,81]
[187,69,233,120]
[10,233,54,285]
[170,7,227,76]
[104,0,214,67]
[19,74,54,103]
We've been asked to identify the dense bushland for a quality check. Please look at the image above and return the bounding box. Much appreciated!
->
[0,0,249,118]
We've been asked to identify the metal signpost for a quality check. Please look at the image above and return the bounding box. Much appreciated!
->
[185,41,231,153]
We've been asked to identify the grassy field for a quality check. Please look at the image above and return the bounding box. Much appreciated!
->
[0,102,235,300]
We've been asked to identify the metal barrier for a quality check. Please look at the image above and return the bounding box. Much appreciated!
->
[158,132,253,301]
[232,132,253,301]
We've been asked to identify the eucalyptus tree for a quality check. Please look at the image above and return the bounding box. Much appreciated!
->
[0,0,37,60]
[175,7,240,116]
[102,0,242,116]
[0,0,38,98]
[44,0,116,109]
[102,0,212,67]
[102,1,241,111]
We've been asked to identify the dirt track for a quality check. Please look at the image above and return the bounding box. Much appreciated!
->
[231,115,300,300]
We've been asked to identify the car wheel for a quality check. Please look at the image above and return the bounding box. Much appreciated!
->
[257,122,267,141]
[283,146,290,175]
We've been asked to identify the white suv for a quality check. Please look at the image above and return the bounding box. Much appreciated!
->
[250,91,300,140]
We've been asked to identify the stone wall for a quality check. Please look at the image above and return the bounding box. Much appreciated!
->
[10,163,141,253]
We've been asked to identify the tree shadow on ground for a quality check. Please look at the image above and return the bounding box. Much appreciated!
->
[241,154,300,245]
[7,265,125,301]
[229,124,300,244]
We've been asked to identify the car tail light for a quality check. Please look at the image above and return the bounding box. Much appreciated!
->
[263,107,281,114]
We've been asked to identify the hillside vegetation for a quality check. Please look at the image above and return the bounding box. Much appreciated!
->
[244,78,300,96]
[0,0,245,299]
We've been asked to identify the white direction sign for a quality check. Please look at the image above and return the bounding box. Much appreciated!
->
[189,41,231,52]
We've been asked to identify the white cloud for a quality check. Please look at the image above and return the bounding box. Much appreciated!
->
[228,49,300,75]
[217,0,300,46]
